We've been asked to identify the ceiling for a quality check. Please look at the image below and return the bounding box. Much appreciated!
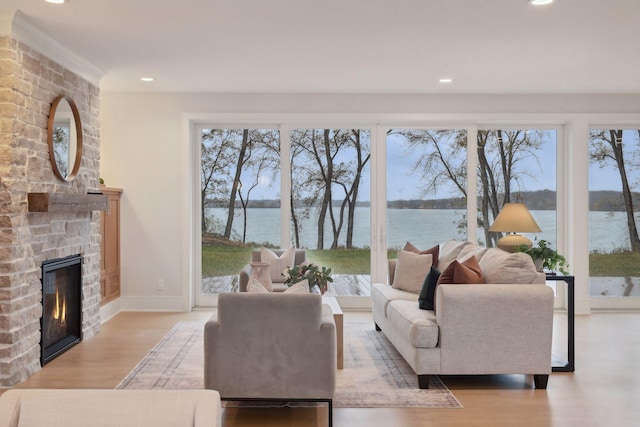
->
[3,0,639,94]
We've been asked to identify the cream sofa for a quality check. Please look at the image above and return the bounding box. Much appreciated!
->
[0,389,221,427]
[371,240,555,389]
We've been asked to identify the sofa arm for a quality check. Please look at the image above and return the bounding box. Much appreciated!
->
[435,284,554,374]
[238,264,251,292]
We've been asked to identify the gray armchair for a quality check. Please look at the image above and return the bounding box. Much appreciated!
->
[238,249,306,292]
[204,293,336,426]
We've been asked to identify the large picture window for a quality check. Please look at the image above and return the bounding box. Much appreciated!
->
[589,129,640,299]
[290,128,371,296]
[476,129,558,248]
[199,128,280,296]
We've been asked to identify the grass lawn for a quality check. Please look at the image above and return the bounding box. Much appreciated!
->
[589,251,640,277]
[202,243,640,278]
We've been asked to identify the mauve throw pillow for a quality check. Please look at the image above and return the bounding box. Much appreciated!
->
[404,242,440,269]
[418,266,441,310]
[392,250,433,293]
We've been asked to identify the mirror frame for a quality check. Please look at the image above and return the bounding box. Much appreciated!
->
[47,95,83,182]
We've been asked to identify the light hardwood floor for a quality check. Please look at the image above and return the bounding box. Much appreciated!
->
[4,310,639,427]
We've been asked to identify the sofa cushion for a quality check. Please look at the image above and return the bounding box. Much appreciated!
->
[392,250,433,293]
[387,299,439,348]
[418,266,441,311]
[404,242,440,269]
[371,282,418,320]
[438,240,477,271]
[479,248,545,284]
[438,256,483,285]
[261,246,296,283]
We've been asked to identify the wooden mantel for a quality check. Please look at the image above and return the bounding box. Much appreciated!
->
[28,192,110,213]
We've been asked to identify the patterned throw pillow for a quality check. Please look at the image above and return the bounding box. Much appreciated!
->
[247,277,270,293]
[284,279,309,294]
[261,247,296,283]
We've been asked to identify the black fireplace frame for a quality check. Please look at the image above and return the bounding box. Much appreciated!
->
[40,254,83,366]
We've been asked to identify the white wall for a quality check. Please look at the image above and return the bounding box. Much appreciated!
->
[100,92,640,313]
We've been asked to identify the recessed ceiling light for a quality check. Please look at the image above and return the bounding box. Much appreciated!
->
[439,78,453,84]
[45,0,68,4]
[528,0,553,5]
[140,77,155,82]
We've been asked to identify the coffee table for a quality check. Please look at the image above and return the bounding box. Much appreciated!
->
[322,296,343,369]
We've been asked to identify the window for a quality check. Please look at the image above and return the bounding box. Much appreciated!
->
[200,128,280,295]
[589,129,640,299]
[477,129,558,249]
[290,128,371,296]
[386,129,468,251]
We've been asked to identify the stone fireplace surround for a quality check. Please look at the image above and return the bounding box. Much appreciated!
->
[0,36,102,387]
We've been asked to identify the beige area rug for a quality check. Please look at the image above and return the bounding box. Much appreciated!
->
[116,321,462,409]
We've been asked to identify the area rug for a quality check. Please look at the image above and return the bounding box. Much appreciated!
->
[116,320,462,409]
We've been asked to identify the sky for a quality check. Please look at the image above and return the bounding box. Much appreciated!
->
[231,128,636,202]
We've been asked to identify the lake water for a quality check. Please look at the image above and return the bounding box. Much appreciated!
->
[206,208,638,253]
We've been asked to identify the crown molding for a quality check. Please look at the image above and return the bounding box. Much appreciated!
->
[0,10,104,86]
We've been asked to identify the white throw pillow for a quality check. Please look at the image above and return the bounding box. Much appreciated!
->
[479,249,544,284]
[438,240,477,272]
[392,250,433,293]
[284,279,309,294]
[456,244,488,263]
[247,277,270,293]
[261,247,296,283]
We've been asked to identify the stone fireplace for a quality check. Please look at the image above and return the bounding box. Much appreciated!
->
[0,35,103,386]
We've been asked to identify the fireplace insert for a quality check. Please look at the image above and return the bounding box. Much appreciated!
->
[40,254,82,365]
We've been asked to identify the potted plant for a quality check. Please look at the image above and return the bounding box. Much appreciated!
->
[283,263,333,294]
[516,239,569,275]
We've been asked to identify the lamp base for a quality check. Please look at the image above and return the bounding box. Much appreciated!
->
[496,234,532,253]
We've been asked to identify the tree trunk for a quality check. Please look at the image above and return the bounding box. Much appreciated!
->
[609,130,640,252]
[224,129,249,239]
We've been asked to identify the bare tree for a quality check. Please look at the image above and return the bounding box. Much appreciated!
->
[200,129,236,233]
[590,129,640,252]
[391,129,545,247]
[290,129,367,250]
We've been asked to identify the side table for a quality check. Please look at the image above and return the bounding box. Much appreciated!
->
[546,274,575,372]
[322,296,343,369]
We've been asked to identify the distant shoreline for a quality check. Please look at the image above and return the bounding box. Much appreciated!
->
[205,189,640,212]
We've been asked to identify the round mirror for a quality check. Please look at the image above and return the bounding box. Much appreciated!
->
[48,95,83,182]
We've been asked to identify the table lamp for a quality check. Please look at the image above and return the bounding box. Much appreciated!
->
[488,203,541,252]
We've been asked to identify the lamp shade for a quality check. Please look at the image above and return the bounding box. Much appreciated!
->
[488,203,541,233]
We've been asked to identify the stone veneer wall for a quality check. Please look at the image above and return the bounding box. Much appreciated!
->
[0,36,102,387]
